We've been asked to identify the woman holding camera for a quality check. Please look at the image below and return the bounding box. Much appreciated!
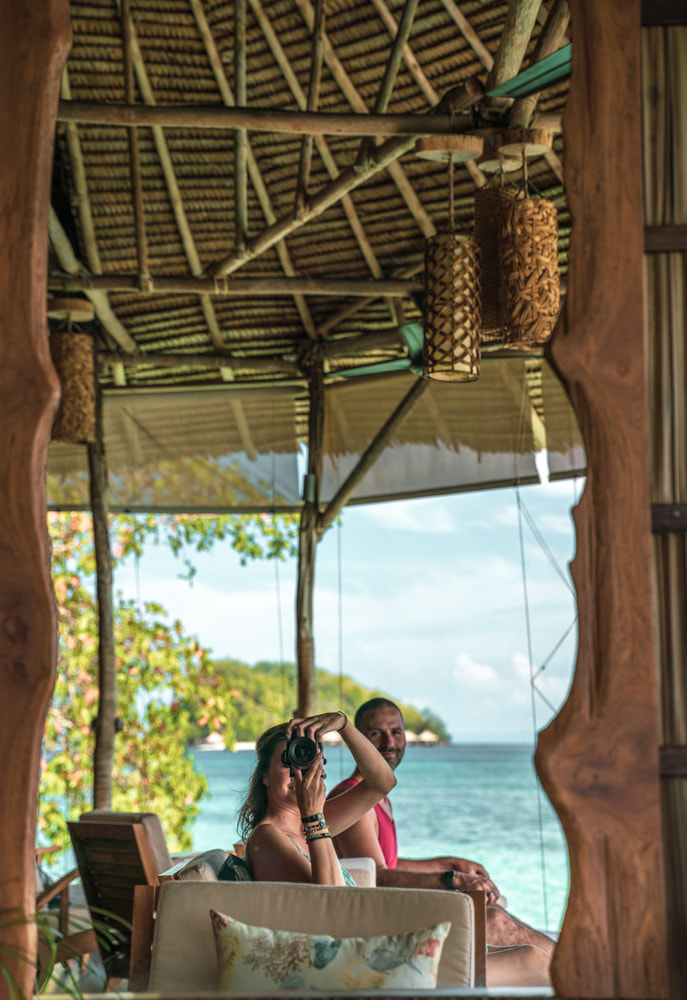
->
[236,711,395,886]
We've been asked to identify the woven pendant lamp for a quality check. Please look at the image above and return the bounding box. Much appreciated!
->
[48,297,97,444]
[422,159,481,382]
[474,184,519,338]
[498,197,560,347]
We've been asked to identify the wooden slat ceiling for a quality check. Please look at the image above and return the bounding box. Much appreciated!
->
[47,0,578,504]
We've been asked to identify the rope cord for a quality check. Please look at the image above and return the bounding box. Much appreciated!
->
[516,487,550,931]
[273,536,287,717]
[336,515,345,782]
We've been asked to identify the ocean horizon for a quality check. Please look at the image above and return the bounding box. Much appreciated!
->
[190,741,570,933]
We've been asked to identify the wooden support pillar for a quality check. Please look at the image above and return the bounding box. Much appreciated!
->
[0,0,71,995]
[535,0,669,996]
[295,348,325,717]
[88,380,118,809]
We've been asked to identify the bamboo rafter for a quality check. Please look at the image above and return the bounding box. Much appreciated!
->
[189,0,318,340]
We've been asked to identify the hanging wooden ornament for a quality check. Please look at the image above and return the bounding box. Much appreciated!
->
[497,128,554,159]
[473,185,520,338]
[498,198,560,347]
[48,297,96,444]
[476,137,521,174]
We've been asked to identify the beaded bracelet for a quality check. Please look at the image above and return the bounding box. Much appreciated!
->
[303,818,328,833]
[305,830,331,843]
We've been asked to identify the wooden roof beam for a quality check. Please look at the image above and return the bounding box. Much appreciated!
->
[49,274,421,297]
[190,0,317,340]
[57,100,474,137]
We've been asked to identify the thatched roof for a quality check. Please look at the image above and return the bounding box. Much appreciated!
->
[47,0,582,511]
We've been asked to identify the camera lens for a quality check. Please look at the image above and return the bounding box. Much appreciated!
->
[286,736,319,770]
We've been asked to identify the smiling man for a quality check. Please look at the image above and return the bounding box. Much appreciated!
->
[327,697,554,987]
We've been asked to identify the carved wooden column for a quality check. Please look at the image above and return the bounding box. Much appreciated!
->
[535,0,669,996]
[0,0,71,995]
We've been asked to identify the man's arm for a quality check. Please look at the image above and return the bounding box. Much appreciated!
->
[333,811,499,895]
[397,855,491,878]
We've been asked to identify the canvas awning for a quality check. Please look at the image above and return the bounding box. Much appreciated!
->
[46,356,585,513]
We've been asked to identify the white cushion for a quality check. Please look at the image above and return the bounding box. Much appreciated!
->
[148,881,476,991]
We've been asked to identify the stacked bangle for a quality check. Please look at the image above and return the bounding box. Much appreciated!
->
[305,829,331,843]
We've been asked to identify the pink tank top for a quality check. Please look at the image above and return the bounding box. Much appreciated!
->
[327,777,398,869]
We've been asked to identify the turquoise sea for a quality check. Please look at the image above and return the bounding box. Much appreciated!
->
[190,742,569,934]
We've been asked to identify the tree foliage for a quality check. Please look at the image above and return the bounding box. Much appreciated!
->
[40,511,298,857]
[209,658,451,743]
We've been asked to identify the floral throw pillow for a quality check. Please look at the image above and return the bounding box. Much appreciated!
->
[210,908,451,991]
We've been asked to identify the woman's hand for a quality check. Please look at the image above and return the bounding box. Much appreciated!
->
[286,711,347,741]
[292,750,327,818]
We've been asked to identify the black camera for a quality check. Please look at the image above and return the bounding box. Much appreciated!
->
[281,736,325,773]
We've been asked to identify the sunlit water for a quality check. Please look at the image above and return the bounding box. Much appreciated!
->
[190,742,569,932]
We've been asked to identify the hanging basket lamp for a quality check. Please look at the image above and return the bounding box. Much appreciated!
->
[48,297,97,445]
[422,155,481,382]
[423,232,481,381]
[473,184,520,337]
[498,197,560,347]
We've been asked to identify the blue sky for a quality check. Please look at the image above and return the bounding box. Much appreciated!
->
[114,472,583,743]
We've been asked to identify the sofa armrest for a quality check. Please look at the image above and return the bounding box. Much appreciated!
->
[339,856,376,886]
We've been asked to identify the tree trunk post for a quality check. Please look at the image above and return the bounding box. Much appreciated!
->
[295,347,325,717]
[0,1,71,994]
[88,379,117,809]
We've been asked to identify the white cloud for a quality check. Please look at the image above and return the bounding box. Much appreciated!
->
[355,498,454,533]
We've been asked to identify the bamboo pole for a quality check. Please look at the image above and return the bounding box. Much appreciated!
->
[437,0,494,70]
[88,378,118,810]
[59,71,129,386]
[296,349,325,717]
[357,0,420,167]
[317,377,429,533]
[49,273,421,297]
[369,0,487,187]
[211,131,424,276]
[249,0,386,308]
[48,208,138,353]
[122,0,151,288]
[190,0,318,339]
[57,99,472,137]
[484,0,543,113]
[235,0,248,252]
[99,351,301,375]
[291,0,436,237]
[510,0,570,129]
[294,0,325,219]
[318,260,423,336]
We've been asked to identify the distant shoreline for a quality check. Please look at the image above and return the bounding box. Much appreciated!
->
[192,730,443,752]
